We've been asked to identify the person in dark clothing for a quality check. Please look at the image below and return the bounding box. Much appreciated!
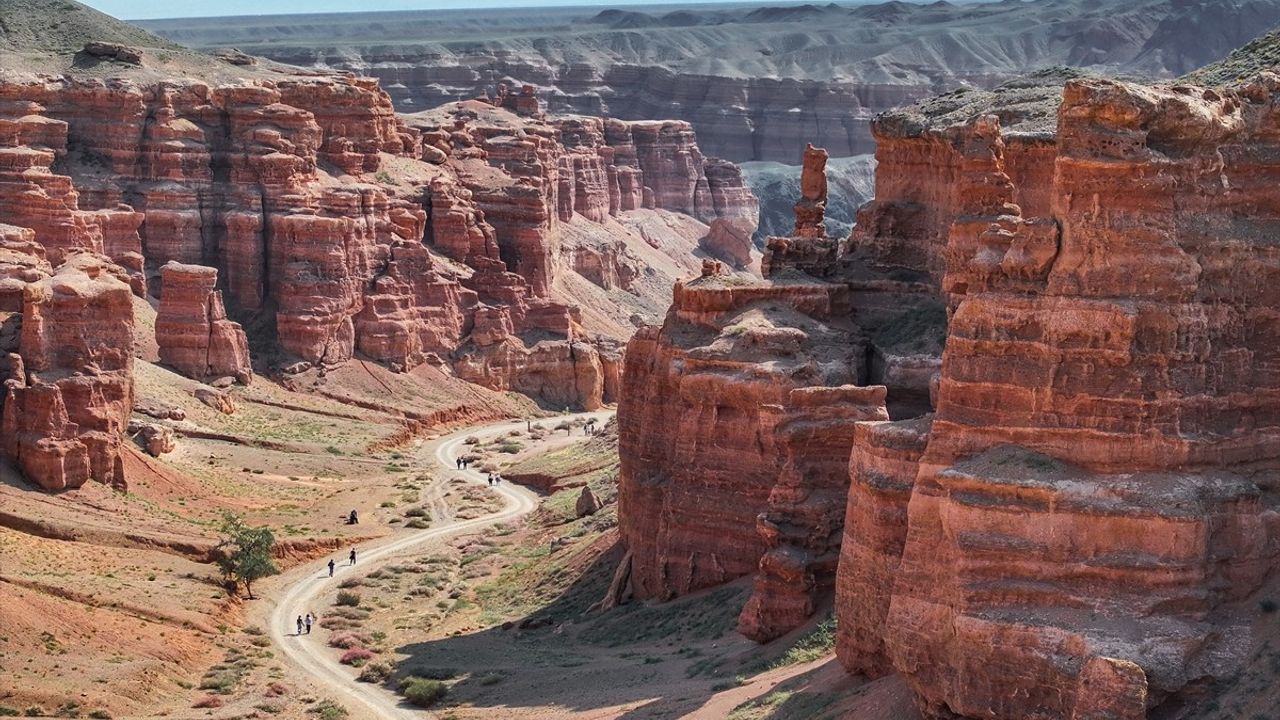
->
[347,509,359,525]
[349,548,357,565]
[456,457,462,469]
[328,558,335,577]
[296,616,303,635]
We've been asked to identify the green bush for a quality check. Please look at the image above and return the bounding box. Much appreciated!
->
[0,707,19,717]
[398,677,448,707]
[335,591,361,607]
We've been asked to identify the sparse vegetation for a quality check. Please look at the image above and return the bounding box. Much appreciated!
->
[336,591,362,607]
[398,677,448,707]
[308,700,349,720]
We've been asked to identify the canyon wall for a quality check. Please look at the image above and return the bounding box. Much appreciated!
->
[833,73,1280,718]
[617,138,942,640]
[0,40,756,492]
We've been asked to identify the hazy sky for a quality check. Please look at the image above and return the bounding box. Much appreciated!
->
[85,0,759,21]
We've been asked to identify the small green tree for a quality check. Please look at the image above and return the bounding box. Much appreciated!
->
[215,512,279,599]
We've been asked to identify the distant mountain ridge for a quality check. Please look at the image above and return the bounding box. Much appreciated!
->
[137,0,1280,161]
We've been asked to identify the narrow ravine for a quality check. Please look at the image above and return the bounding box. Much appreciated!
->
[265,411,614,718]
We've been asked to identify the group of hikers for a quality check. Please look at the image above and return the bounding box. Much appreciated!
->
[294,549,358,635]
[327,548,357,578]
[293,437,533,637]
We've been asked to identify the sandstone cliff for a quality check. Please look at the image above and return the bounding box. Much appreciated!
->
[831,70,1280,719]
[617,139,943,641]
[0,4,758,491]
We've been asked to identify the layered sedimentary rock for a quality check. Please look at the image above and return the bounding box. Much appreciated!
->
[618,275,868,600]
[834,416,931,677]
[618,134,941,637]
[1,254,134,491]
[830,71,1280,719]
[737,385,889,642]
[0,51,756,430]
[156,262,252,384]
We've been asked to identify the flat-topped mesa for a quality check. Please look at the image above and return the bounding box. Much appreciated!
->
[832,72,1280,719]
[156,262,252,384]
[2,254,134,492]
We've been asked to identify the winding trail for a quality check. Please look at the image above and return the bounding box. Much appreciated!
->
[266,411,613,718]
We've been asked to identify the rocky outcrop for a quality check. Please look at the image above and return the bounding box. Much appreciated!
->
[1,254,134,491]
[156,262,252,384]
[617,134,940,637]
[618,274,868,601]
[828,72,1280,719]
[737,384,888,643]
[834,416,931,678]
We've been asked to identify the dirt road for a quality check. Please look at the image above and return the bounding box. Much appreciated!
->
[266,411,613,718]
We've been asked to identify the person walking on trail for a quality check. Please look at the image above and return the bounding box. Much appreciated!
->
[304,613,313,634]
[296,616,303,635]
[328,558,335,577]
[456,457,462,469]
[349,548,357,565]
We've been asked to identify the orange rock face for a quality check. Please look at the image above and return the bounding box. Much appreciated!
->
[618,275,869,601]
[0,66,757,446]
[156,262,252,384]
[1,254,134,491]
[617,128,942,639]
[830,73,1280,719]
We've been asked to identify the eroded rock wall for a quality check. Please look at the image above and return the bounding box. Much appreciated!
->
[617,268,872,605]
[1,254,134,491]
[834,75,1280,719]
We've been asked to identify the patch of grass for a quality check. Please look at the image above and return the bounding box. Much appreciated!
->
[0,707,19,718]
[335,591,362,607]
[325,446,343,456]
[773,615,837,669]
[478,672,504,686]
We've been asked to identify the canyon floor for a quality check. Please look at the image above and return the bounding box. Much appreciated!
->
[0,318,912,720]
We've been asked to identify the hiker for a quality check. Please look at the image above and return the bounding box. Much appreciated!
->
[347,509,359,525]
[456,457,462,469]
[296,616,303,635]
[305,613,313,634]
[328,558,335,577]
[349,548,357,565]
